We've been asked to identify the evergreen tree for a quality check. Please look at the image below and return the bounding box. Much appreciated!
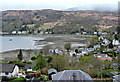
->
[108,41,113,49]
[18,49,23,61]
[114,34,118,40]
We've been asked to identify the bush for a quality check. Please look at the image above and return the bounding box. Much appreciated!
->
[31,56,37,60]
[41,75,48,81]
[10,77,26,82]
[2,76,9,81]
[1,76,16,81]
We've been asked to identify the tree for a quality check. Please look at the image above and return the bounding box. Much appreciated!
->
[34,23,40,28]
[116,26,120,34]
[34,54,47,70]
[108,41,113,49]
[17,49,23,61]
[64,43,71,52]
[114,34,118,40]
[52,55,69,71]
[75,49,78,53]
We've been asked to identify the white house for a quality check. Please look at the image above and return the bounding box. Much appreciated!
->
[17,31,22,34]
[34,31,38,34]
[40,31,44,34]
[98,32,102,34]
[81,49,88,55]
[0,32,3,34]
[87,48,94,52]
[98,36,104,40]
[21,31,27,34]
[102,32,107,35]
[94,32,97,35]
[12,31,17,34]
[82,32,87,35]
[45,32,49,34]
[103,39,110,45]
[94,45,100,49]
[112,39,120,46]
[0,64,19,77]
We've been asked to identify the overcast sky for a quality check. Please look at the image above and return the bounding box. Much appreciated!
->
[0,0,119,11]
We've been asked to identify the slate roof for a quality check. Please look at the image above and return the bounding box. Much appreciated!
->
[113,74,120,82]
[52,70,93,81]
[24,64,32,69]
[0,64,16,73]
[19,64,32,70]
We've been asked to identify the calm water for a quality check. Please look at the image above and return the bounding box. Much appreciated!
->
[0,36,45,52]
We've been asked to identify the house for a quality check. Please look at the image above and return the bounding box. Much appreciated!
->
[12,31,17,34]
[98,57,112,61]
[76,33,81,35]
[0,32,3,34]
[17,31,22,34]
[3,32,9,34]
[98,36,103,40]
[0,64,19,77]
[76,53,84,57]
[45,32,49,34]
[82,32,87,35]
[52,70,93,81]
[110,63,119,70]
[94,45,100,49]
[81,49,88,55]
[103,39,110,45]
[98,31,102,34]
[48,68,57,80]
[94,54,108,58]
[34,31,38,34]
[40,31,44,34]
[69,50,75,56]
[102,32,107,35]
[94,32,97,35]
[21,31,27,34]
[87,48,94,52]
[20,64,32,72]
[94,54,112,61]
[112,39,120,46]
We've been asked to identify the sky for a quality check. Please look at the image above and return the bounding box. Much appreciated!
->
[0,0,119,11]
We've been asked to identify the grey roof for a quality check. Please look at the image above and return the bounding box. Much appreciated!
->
[0,64,16,73]
[19,64,32,70]
[113,74,120,82]
[24,64,32,69]
[52,70,93,81]
[48,68,57,74]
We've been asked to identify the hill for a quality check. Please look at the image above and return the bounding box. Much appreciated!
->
[1,9,118,34]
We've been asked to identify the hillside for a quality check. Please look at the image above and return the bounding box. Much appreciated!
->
[1,9,118,34]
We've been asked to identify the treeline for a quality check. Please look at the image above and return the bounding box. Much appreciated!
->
[2,10,118,34]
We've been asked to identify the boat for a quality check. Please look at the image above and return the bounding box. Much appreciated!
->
[9,39,12,41]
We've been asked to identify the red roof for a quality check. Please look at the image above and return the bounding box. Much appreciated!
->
[98,57,112,61]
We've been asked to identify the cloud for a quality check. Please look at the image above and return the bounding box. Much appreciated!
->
[1,0,119,11]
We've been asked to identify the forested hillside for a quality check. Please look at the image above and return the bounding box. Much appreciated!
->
[1,9,118,34]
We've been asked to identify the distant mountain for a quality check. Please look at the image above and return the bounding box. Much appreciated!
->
[1,9,118,34]
[63,7,79,11]
[63,5,117,11]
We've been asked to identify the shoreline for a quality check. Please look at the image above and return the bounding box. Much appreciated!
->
[0,34,91,60]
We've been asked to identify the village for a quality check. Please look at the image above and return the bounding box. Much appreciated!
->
[0,29,120,82]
